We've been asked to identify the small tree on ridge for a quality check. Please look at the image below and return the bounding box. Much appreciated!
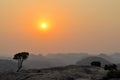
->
[13,52,29,72]
[91,61,101,67]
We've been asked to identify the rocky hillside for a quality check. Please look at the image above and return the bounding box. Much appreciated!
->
[0,59,17,72]
[76,56,112,66]
[0,65,107,80]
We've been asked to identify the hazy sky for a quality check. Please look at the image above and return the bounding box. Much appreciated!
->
[0,0,120,56]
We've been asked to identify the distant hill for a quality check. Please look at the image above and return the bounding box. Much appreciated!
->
[76,56,112,66]
[46,53,89,64]
[20,53,119,69]
[109,53,120,63]
[23,54,66,69]
[98,53,113,62]
[0,59,17,72]
[22,53,89,69]
[0,56,10,60]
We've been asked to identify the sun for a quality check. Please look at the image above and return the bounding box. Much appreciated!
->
[37,19,50,31]
[41,23,47,29]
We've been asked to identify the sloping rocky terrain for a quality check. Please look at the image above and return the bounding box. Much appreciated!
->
[76,56,111,66]
[0,65,107,80]
[0,59,17,72]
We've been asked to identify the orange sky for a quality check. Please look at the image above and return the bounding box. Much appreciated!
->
[0,0,120,56]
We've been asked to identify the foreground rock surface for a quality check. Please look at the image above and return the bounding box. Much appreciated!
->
[0,65,108,80]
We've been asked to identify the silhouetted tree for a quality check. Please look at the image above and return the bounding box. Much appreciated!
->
[104,64,117,71]
[91,61,101,67]
[13,52,29,72]
[104,65,108,70]
[102,69,120,80]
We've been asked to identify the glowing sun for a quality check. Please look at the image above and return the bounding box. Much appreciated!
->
[37,19,50,31]
[41,23,47,29]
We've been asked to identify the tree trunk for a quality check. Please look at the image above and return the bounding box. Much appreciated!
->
[17,59,23,72]
[17,66,21,72]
